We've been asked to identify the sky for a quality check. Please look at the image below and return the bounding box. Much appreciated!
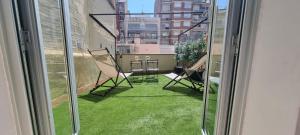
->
[218,0,227,9]
[127,0,228,13]
[127,0,155,13]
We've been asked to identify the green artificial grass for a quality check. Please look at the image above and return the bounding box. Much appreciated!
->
[53,75,216,135]
[205,82,218,135]
[48,74,68,99]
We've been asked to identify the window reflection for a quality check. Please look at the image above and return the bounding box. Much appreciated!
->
[38,0,73,134]
[203,0,228,134]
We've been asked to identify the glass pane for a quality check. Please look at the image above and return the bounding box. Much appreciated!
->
[203,0,228,134]
[38,0,73,134]
[68,1,116,134]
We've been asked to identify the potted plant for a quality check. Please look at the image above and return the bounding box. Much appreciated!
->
[175,37,207,68]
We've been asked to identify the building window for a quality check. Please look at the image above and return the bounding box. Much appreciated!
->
[162,4,171,12]
[173,21,181,27]
[140,23,145,29]
[183,21,190,27]
[174,13,181,18]
[162,14,170,19]
[193,15,200,20]
[145,24,158,30]
[184,13,191,18]
[184,2,192,8]
[193,5,200,11]
[174,1,182,8]
[128,24,140,30]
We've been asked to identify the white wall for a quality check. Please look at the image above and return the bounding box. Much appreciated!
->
[241,0,300,135]
[0,35,18,135]
[0,1,19,134]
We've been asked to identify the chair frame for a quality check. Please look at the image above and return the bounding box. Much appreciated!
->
[163,69,205,90]
[88,48,133,96]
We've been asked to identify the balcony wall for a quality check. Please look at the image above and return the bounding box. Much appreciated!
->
[71,0,116,92]
[116,54,176,73]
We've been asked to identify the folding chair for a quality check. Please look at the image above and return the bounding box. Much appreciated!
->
[163,55,207,90]
[87,48,133,96]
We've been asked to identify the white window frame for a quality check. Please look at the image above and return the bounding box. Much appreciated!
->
[228,0,260,135]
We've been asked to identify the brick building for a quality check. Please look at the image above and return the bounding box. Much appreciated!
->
[154,0,209,45]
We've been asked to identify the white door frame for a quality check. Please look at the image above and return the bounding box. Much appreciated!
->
[202,0,259,135]
[0,0,34,134]
[6,0,80,134]
[228,1,261,135]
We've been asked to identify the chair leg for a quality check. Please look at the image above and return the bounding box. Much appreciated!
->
[163,78,177,89]
[124,76,133,88]
[163,80,172,89]
[89,78,115,96]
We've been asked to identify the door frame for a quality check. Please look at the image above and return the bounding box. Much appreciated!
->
[11,0,80,134]
[0,0,34,134]
[201,0,255,134]
[228,1,261,135]
[12,0,56,134]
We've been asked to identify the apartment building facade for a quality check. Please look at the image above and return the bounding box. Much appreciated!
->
[154,0,209,45]
[117,15,161,54]
[116,0,128,44]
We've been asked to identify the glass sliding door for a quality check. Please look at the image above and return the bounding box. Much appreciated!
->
[11,0,79,134]
[202,0,229,134]
[36,0,79,134]
[202,0,246,134]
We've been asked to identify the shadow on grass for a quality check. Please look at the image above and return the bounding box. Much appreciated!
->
[78,86,131,103]
[113,94,194,98]
[129,78,159,84]
[164,86,203,100]
[144,78,159,83]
